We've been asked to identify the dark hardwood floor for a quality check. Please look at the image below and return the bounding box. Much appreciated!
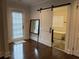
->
[5,40,79,59]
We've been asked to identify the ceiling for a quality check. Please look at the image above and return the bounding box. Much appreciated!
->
[8,0,72,6]
[7,0,50,6]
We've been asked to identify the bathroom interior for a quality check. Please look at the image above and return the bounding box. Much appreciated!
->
[52,5,68,51]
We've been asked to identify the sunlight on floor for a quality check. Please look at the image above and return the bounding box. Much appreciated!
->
[13,43,24,59]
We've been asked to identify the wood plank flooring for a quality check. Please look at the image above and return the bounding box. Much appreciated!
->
[2,40,79,59]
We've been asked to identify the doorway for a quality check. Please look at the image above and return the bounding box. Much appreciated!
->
[11,11,24,42]
[52,5,69,51]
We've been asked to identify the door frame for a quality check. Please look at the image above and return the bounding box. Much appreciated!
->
[72,0,79,57]
[7,8,26,43]
[51,5,72,52]
[64,5,72,53]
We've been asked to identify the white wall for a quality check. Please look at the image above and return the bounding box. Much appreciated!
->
[67,0,79,55]
[7,1,30,42]
[0,0,9,57]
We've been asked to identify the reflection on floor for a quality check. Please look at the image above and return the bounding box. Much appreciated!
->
[13,43,24,59]
[53,39,65,50]
[8,40,79,59]
[14,40,26,44]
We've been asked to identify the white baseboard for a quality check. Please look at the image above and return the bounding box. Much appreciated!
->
[65,49,72,55]
[31,39,51,47]
[73,51,79,57]
[39,40,51,47]
[4,51,11,58]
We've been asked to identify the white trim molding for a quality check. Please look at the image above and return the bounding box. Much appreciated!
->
[65,49,73,55]
[39,40,51,47]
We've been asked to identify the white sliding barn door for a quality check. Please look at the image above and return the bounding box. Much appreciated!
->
[39,9,52,47]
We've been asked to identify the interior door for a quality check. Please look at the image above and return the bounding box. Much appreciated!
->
[11,11,24,41]
[39,9,52,47]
